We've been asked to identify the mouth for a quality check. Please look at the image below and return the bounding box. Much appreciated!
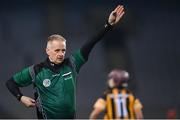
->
[57,58,63,61]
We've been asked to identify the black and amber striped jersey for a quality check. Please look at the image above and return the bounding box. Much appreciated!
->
[93,87,143,119]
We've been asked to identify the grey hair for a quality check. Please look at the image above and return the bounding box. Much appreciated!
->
[46,34,66,48]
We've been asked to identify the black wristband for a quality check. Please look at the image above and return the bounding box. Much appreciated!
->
[104,21,113,28]
[17,93,23,101]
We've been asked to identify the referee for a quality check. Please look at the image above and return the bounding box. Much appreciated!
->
[6,5,125,119]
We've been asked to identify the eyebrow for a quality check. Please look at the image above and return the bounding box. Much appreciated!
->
[54,48,66,51]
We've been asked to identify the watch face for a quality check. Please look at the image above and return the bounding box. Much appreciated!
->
[43,79,51,87]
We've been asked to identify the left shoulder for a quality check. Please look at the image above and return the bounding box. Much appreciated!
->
[63,58,71,65]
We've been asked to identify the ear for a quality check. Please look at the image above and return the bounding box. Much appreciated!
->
[108,79,115,88]
[46,48,50,56]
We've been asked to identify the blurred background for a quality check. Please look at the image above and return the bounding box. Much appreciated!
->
[0,0,180,118]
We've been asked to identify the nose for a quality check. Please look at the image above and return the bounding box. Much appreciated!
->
[58,51,64,56]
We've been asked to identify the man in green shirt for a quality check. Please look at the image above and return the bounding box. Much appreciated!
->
[6,5,125,119]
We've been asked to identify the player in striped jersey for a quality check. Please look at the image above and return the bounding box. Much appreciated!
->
[90,69,143,119]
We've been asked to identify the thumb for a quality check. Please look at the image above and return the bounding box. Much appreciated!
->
[112,11,117,17]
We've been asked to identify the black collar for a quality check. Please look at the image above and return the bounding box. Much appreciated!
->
[43,58,63,73]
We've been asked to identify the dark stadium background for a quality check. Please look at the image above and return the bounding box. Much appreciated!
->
[0,0,180,118]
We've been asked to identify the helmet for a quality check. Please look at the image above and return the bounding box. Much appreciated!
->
[108,69,129,88]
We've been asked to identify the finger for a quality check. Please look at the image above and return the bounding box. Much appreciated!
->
[114,5,121,12]
[25,102,35,107]
[118,10,125,18]
[30,103,36,107]
[117,10,124,20]
[30,98,36,103]
[116,11,125,22]
[113,5,123,17]
[117,6,124,15]
[116,5,123,12]
[119,11,125,18]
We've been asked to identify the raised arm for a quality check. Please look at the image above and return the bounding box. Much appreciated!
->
[80,5,125,61]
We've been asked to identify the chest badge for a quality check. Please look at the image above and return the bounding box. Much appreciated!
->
[43,79,51,87]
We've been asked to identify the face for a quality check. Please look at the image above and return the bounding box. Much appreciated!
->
[46,40,66,64]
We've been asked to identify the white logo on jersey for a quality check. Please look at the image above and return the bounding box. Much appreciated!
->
[43,79,51,87]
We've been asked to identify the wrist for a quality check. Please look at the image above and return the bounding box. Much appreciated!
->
[104,21,113,28]
[104,21,113,31]
[17,94,23,101]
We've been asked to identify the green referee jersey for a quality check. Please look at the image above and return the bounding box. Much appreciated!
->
[12,50,86,119]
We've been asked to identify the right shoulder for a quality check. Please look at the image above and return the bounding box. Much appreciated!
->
[31,62,45,75]
[12,62,45,87]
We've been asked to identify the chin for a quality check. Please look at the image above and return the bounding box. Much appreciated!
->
[57,60,63,64]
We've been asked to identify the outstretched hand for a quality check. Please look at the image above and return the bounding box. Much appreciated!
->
[108,5,125,26]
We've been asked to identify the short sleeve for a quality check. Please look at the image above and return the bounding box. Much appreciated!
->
[13,67,32,87]
[93,98,106,111]
[134,99,143,111]
[70,49,86,73]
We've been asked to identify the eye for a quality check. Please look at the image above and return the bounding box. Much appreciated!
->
[55,49,60,53]
[62,49,66,52]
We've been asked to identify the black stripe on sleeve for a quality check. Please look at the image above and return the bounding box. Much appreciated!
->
[5,78,23,101]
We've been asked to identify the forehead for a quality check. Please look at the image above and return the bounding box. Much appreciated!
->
[49,40,66,49]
